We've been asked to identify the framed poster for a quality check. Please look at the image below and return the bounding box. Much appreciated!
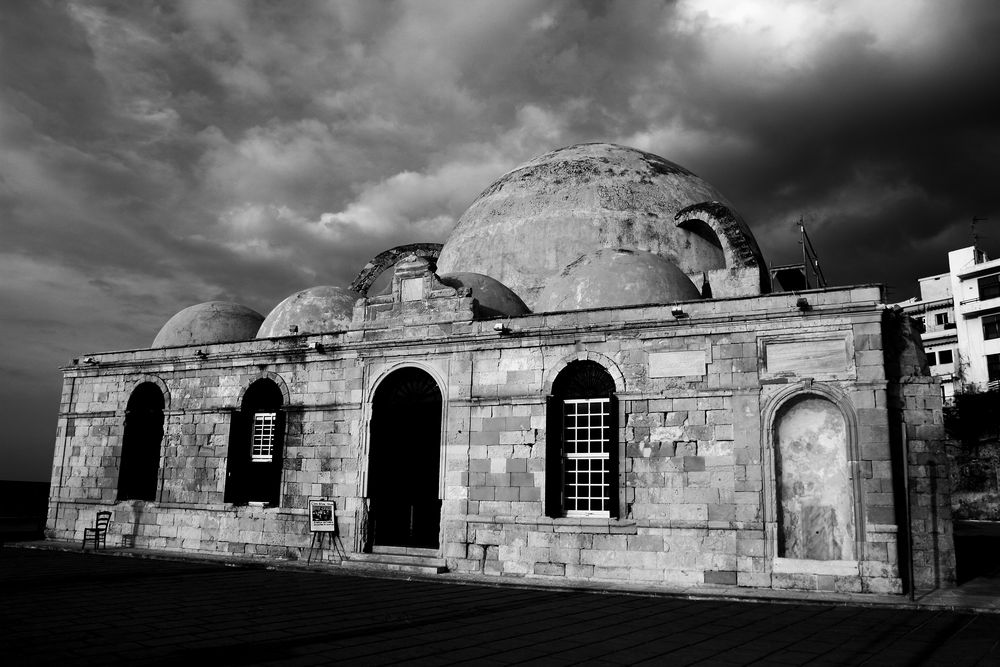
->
[309,498,337,532]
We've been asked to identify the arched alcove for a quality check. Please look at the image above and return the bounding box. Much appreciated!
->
[774,394,857,560]
[676,218,726,270]
[368,366,443,549]
[117,382,165,501]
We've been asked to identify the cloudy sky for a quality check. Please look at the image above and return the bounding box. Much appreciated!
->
[3,0,999,481]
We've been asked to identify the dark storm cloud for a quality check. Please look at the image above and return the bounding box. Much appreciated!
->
[2,0,999,479]
[664,2,1000,293]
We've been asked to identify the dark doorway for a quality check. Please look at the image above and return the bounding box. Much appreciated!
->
[224,379,285,506]
[117,383,165,501]
[369,367,442,549]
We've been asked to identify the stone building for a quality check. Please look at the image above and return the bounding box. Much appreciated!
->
[48,143,955,595]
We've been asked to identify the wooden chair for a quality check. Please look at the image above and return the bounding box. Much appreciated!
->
[82,511,112,551]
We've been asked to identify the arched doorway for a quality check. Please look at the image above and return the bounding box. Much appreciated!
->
[117,383,165,501]
[368,367,442,549]
[774,394,856,560]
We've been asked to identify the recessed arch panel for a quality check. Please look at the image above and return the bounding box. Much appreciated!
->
[772,392,858,560]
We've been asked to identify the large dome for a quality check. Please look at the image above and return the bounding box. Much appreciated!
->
[535,248,701,312]
[256,286,360,338]
[437,143,765,308]
[152,301,264,348]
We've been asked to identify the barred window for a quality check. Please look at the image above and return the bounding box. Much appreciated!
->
[546,360,619,519]
[563,398,611,517]
[225,378,285,506]
[251,412,277,462]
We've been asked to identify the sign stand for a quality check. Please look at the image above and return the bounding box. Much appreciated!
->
[307,498,340,564]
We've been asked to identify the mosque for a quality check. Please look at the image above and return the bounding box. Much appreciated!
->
[47,143,955,595]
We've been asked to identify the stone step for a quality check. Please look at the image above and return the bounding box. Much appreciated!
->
[352,552,447,568]
[371,545,440,558]
[343,550,448,575]
[341,559,448,575]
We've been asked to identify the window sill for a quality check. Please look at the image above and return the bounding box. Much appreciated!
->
[463,514,637,533]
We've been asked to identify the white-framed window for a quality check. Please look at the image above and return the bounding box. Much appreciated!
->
[980,274,1000,301]
[984,314,1000,340]
[563,398,611,517]
[935,312,950,326]
[988,354,1000,389]
[251,412,277,462]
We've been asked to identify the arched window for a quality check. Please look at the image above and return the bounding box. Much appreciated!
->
[546,361,619,518]
[774,394,856,560]
[117,383,165,501]
[225,379,285,506]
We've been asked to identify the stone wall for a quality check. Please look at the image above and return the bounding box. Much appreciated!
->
[882,311,957,592]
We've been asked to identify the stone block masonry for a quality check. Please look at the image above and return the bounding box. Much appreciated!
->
[48,285,954,595]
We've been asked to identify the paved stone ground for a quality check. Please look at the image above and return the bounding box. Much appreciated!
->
[3,549,999,666]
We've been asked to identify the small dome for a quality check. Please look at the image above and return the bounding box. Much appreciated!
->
[256,286,361,338]
[535,248,700,312]
[152,301,264,348]
[438,272,530,318]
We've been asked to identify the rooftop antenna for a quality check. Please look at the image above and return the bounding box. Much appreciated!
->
[798,218,827,289]
[972,216,988,249]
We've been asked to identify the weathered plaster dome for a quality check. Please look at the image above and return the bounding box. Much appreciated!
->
[535,248,701,312]
[152,301,264,348]
[437,142,767,309]
[256,286,361,338]
[438,272,530,318]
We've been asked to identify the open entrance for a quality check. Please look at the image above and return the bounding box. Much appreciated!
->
[117,382,165,501]
[368,367,442,549]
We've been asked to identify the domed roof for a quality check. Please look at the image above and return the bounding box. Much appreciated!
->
[152,301,264,348]
[437,143,763,309]
[535,248,701,313]
[256,286,361,338]
[438,272,530,318]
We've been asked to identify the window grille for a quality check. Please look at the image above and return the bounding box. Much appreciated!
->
[251,412,277,462]
[562,398,610,517]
